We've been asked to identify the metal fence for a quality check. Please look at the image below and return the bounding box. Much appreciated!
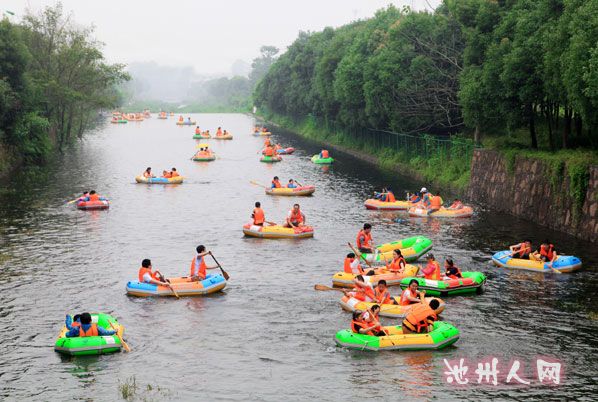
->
[309,115,476,164]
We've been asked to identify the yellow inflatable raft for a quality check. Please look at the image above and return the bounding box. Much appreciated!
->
[332,265,419,288]
[364,199,414,210]
[265,186,316,196]
[340,295,445,318]
[408,206,474,218]
[214,134,233,140]
[135,176,184,184]
[243,223,314,239]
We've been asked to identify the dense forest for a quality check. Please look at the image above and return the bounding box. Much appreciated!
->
[254,0,598,151]
[0,4,127,169]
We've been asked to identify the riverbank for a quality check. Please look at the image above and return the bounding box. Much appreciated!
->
[256,112,470,195]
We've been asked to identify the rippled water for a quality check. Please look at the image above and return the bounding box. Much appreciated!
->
[0,113,596,401]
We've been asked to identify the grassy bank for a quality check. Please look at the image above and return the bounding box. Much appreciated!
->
[259,112,473,193]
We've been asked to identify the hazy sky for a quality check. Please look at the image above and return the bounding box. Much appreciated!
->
[3,0,440,75]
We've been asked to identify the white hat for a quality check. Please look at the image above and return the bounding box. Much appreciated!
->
[420,187,428,193]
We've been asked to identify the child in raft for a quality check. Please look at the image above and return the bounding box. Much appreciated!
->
[399,279,426,306]
[444,258,462,279]
[143,167,155,178]
[65,312,116,338]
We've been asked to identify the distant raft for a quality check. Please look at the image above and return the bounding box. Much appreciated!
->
[243,223,314,239]
[277,147,295,154]
[311,154,334,164]
[332,264,419,288]
[76,200,109,210]
[335,321,460,351]
[260,155,282,163]
[491,250,582,273]
[265,186,315,196]
[214,134,233,140]
[364,199,415,211]
[126,274,227,297]
[135,176,184,184]
[361,235,433,264]
[54,313,124,356]
[176,120,197,125]
[193,133,210,139]
[398,272,487,297]
[339,295,445,318]
[110,119,128,124]
[193,153,216,161]
[408,206,474,218]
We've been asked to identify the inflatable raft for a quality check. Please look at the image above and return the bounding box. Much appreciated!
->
[193,133,210,139]
[492,250,582,273]
[277,147,294,155]
[399,272,487,297]
[335,321,459,351]
[332,264,419,288]
[110,119,128,124]
[361,236,433,264]
[76,200,109,210]
[126,274,226,297]
[408,206,474,218]
[265,186,315,196]
[243,223,314,239]
[193,154,216,162]
[260,155,282,163]
[311,155,334,164]
[135,176,184,184]
[176,120,196,125]
[364,199,414,211]
[340,295,445,318]
[54,313,124,356]
[215,134,233,140]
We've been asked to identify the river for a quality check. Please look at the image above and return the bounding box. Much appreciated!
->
[0,113,596,401]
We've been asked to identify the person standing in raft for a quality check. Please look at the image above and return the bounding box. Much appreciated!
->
[356,223,374,254]
[421,253,442,280]
[65,312,116,338]
[190,245,218,281]
[401,299,440,334]
[143,167,155,178]
[510,240,532,259]
[284,203,306,228]
[400,279,426,306]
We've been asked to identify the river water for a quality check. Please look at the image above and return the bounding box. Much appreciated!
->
[0,113,596,401]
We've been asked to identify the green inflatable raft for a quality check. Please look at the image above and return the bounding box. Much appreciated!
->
[260,155,282,163]
[311,155,334,164]
[335,321,459,351]
[399,272,486,297]
[54,313,124,356]
[361,235,433,264]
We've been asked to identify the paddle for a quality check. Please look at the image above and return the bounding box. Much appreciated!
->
[66,197,82,204]
[209,252,230,280]
[250,180,267,189]
[314,284,344,292]
[109,322,131,352]
[166,282,180,298]
[348,242,373,268]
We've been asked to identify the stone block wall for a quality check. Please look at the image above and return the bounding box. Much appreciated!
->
[467,149,598,243]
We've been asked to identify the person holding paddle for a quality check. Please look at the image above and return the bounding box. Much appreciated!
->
[190,245,218,281]
[138,259,169,286]
[65,312,116,338]
[251,202,276,226]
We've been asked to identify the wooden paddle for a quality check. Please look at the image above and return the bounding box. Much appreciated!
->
[66,197,82,204]
[109,322,131,352]
[250,180,267,188]
[209,252,230,280]
[167,282,180,298]
[348,242,373,268]
[314,284,344,292]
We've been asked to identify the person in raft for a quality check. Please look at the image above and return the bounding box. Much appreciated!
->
[356,223,374,254]
[143,167,155,178]
[138,259,169,285]
[401,299,440,334]
[428,192,443,213]
[178,115,183,122]
[448,198,464,210]
[162,170,172,178]
[343,275,375,302]
[65,313,82,329]
[375,188,395,203]
[530,240,558,264]
[271,176,282,188]
[351,306,387,336]
[263,144,275,157]
[510,239,532,259]
[385,249,406,274]
[420,187,431,208]
[284,203,306,228]
[186,117,192,124]
[287,179,299,188]
[373,279,398,305]
[170,167,180,177]
[251,202,275,226]
[319,149,330,159]
[399,279,425,305]
[65,312,116,338]
[216,127,223,136]
[344,253,364,275]
[444,257,463,279]
[190,245,217,281]
[195,126,201,134]
[421,253,442,280]
[81,190,106,202]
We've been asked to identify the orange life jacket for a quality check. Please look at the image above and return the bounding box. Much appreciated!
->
[190,256,207,278]
[72,321,81,328]
[321,150,329,158]
[89,193,100,202]
[272,180,281,188]
[430,196,442,209]
[356,230,373,250]
[403,304,437,333]
[383,192,396,202]
[195,128,200,134]
[400,288,418,306]
[138,267,159,283]
[351,319,373,335]
[79,324,99,337]
[163,172,172,178]
[289,208,303,223]
[171,171,180,177]
[216,129,223,136]
[388,256,406,273]
[253,208,265,225]
[374,287,391,304]
[424,261,441,280]
[540,244,555,260]
[264,147,274,156]
[343,257,363,274]
[264,139,271,146]
[143,171,151,178]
